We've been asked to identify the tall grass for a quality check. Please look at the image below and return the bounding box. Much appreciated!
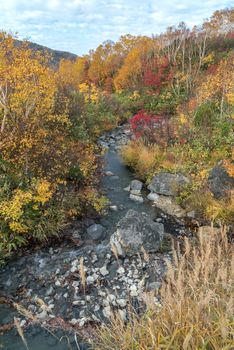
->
[92,227,234,350]
[121,140,170,181]
[187,190,234,223]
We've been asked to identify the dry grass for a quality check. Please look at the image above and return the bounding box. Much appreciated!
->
[79,256,86,294]
[92,228,234,350]
[121,140,176,181]
[188,190,234,224]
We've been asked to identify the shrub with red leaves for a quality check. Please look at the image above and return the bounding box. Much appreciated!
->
[143,56,173,91]
[130,110,162,141]
[207,64,218,75]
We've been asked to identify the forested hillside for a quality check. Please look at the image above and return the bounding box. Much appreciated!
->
[14,39,77,67]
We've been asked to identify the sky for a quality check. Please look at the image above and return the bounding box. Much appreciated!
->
[0,0,232,55]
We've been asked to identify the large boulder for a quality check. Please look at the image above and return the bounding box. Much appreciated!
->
[147,172,190,196]
[110,210,164,257]
[208,164,234,199]
[153,195,186,218]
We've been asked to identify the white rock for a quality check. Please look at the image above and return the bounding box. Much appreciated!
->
[86,276,95,284]
[156,218,162,222]
[36,310,48,321]
[102,299,110,307]
[129,194,144,203]
[98,290,106,297]
[70,266,77,273]
[105,171,114,176]
[107,294,116,304]
[117,266,125,275]
[147,192,160,201]
[69,318,78,325]
[20,319,26,327]
[94,305,100,312]
[100,265,109,276]
[117,299,127,308]
[71,259,79,266]
[130,284,138,297]
[72,281,79,288]
[92,273,99,281]
[79,318,89,327]
[92,314,100,322]
[110,205,118,211]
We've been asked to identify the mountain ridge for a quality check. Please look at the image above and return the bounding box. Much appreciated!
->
[15,39,78,66]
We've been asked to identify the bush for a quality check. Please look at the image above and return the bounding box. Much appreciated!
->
[0,178,65,263]
[194,101,219,130]
[93,229,234,350]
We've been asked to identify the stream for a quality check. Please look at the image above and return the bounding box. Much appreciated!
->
[0,126,186,350]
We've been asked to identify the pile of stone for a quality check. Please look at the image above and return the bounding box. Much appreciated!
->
[125,179,144,203]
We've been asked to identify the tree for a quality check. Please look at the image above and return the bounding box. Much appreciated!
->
[114,37,155,91]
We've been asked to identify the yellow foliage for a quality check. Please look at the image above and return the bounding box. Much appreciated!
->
[0,189,33,222]
[129,90,140,100]
[79,144,98,177]
[114,38,154,91]
[198,55,234,105]
[34,180,53,204]
[9,221,28,234]
[85,189,109,213]
[179,113,187,125]
[0,180,54,235]
[79,83,99,103]
[202,52,214,65]
[224,161,234,177]
[198,168,209,180]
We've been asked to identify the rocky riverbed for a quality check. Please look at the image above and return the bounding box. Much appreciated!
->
[0,125,189,350]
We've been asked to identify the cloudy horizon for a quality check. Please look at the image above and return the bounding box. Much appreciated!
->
[0,0,232,55]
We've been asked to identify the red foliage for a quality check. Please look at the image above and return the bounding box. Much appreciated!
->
[207,64,218,75]
[130,110,162,139]
[143,57,173,91]
[226,31,234,39]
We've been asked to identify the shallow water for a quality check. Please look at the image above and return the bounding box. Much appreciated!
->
[99,148,157,234]
[0,146,182,350]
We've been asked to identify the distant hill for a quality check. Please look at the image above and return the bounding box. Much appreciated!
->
[15,39,78,67]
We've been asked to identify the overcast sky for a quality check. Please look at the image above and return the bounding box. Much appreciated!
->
[0,0,232,55]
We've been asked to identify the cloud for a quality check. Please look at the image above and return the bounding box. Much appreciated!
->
[0,0,232,54]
